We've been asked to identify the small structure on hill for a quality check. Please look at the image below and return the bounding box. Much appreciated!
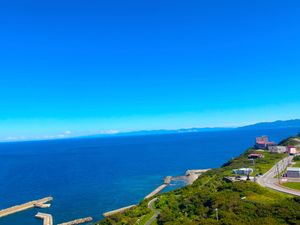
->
[288,146,297,155]
[286,167,300,178]
[268,146,287,154]
[248,153,264,159]
[255,136,276,149]
[232,168,253,175]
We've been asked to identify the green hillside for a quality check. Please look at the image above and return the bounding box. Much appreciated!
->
[96,134,300,225]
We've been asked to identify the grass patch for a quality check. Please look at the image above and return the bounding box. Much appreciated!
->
[282,182,300,191]
[292,162,300,167]
[224,149,287,175]
[246,186,291,203]
[252,151,286,174]
[138,211,154,225]
[150,220,158,225]
[247,193,279,203]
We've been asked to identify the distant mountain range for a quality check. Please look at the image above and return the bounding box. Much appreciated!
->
[238,119,300,130]
[110,127,232,136]
[3,119,299,142]
[87,119,300,138]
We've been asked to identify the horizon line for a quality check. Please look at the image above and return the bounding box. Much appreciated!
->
[0,118,299,143]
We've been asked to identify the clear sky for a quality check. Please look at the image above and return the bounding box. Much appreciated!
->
[0,0,300,141]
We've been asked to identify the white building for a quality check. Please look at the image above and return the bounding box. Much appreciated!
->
[286,167,300,178]
[232,168,253,175]
[268,146,287,154]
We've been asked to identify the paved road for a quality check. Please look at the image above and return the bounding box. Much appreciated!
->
[145,198,159,225]
[257,155,300,196]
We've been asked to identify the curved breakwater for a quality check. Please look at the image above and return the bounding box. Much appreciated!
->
[103,169,210,217]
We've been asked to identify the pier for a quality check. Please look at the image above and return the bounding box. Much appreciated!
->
[0,197,53,218]
[164,176,172,184]
[35,212,53,225]
[144,184,168,199]
[57,217,93,225]
[144,175,172,200]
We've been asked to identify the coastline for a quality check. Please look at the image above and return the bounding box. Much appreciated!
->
[1,128,300,225]
[103,169,210,217]
[97,133,300,225]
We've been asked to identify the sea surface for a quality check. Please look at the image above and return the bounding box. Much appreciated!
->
[0,128,299,225]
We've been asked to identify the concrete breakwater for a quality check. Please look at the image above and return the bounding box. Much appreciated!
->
[144,184,168,200]
[0,197,53,218]
[172,169,211,184]
[57,216,93,225]
[103,205,136,217]
[144,169,211,200]
[143,176,173,200]
[35,212,53,225]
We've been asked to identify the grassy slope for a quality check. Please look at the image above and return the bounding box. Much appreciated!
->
[96,135,300,225]
[293,155,300,167]
[282,182,300,191]
[281,155,300,192]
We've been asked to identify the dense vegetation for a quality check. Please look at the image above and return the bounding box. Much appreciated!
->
[97,135,300,225]
[279,133,300,147]
[294,156,300,162]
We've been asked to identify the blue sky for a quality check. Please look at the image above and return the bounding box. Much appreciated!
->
[0,0,300,141]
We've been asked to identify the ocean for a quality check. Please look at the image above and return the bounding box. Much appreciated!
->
[0,128,299,225]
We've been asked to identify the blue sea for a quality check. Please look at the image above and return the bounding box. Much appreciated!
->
[0,128,299,225]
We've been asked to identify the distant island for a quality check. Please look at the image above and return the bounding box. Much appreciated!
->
[238,119,300,130]
[2,119,300,143]
[87,119,300,138]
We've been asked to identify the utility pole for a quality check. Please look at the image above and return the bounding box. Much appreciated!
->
[276,162,280,184]
[252,159,256,182]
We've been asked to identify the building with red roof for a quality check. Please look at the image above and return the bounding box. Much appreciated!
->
[255,136,276,149]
